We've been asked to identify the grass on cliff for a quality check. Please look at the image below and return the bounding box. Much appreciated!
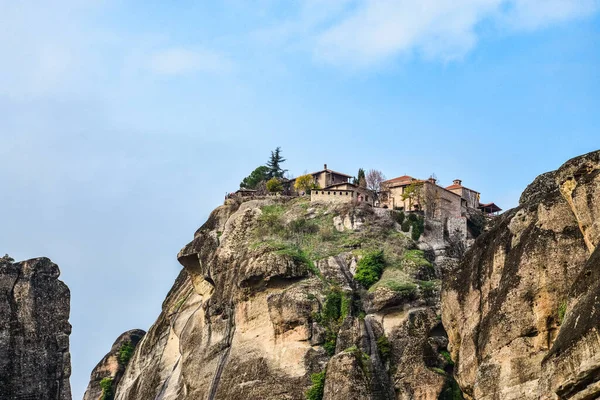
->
[254,200,429,295]
[306,370,326,400]
[312,287,352,355]
[253,202,360,267]
[118,341,134,366]
[100,377,114,400]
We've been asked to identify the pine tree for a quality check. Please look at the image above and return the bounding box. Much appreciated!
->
[266,147,287,179]
[354,168,366,187]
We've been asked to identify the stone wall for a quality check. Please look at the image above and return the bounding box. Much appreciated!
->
[311,189,373,205]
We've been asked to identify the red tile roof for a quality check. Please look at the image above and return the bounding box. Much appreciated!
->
[445,184,462,190]
[445,184,480,194]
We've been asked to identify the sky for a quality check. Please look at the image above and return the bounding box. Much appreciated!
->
[0,1,599,398]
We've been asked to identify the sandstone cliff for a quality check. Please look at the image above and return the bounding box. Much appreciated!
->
[98,198,461,399]
[83,329,145,400]
[442,150,600,399]
[0,256,72,400]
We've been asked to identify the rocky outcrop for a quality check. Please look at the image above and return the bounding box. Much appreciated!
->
[0,256,72,400]
[103,198,459,399]
[83,329,145,400]
[442,150,600,399]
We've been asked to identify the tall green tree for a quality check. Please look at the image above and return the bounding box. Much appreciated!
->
[353,168,366,187]
[266,147,287,179]
[240,165,269,189]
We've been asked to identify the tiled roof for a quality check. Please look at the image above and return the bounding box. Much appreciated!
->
[382,175,415,184]
[445,184,480,194]
[445,184,462,190]
[315,169,353,178]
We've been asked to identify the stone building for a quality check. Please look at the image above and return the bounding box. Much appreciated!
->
[380,176,462,219]
[445,179,480,213]
[310,182,374,206]
[291,164,352,190]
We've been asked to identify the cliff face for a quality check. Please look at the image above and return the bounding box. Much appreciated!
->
[83,329,145,400]
[0,256,72,400]
[107,198,459,399]
[442,150,600,399]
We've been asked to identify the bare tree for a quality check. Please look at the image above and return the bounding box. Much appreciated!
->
[365,169,386,192]
[422,183,440,219]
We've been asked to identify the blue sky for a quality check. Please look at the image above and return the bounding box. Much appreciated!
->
[1,1,599,398]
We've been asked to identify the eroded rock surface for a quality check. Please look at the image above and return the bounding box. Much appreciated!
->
[0,256,72,400]
[83,329,145,400]
[105,198,460,400]
[442,150,600,399]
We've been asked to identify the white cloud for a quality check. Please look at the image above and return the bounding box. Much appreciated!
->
[147,48,233,75]
[309,0,600,66]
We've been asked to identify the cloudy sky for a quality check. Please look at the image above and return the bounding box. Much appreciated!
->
[1,1,599,398]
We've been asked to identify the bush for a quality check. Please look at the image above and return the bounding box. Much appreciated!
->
[411,224,423,241]
[393,211,405,225]
[100,377,114,400]
[266,177,283,193]
[418,280,437,298]
[118,341,134,366]
[377,335,392,361]
[306,370,326,400]
[275,245,318,276]
[401,220,411,232]
[257,205,285,236]
[558,301,567,323]
[354,250,386,288]
[323,337,337,356]
[322,290,342,322]
[289,218,319,235]
[295,174,316,194]
[410,215,424,241]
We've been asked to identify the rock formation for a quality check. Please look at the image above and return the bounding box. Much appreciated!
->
[101,199,460,399]
[0,256,72,400]
[83,329,146,400]
[442,150,600,399]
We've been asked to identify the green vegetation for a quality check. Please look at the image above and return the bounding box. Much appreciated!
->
[440,350,454,366]
[118,341,135,366]
[418,280,437,297]
[240,165,270,189]
[100,377,114,400]
[431,367,447,375]
[558,301,567,323]
[354,250,386,288]
[239,147,287,189]
[353,168,366,187]
[266,146,287,179]
[295,174,319,194]
[403,250,432,268]
[0,254,14,264]
[393,211,405,225]
[274,244,320,276]
[378,281,417,296]
[266,177,283,193]
[401,220,411,232]
[439,375,465,400]
[314,288,352,356]
[376,335,392,361]
[305,370,326,400]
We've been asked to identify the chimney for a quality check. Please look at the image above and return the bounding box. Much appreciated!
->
[428,177,437,184]
[453,179,462,186]
[324,164,328,170]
